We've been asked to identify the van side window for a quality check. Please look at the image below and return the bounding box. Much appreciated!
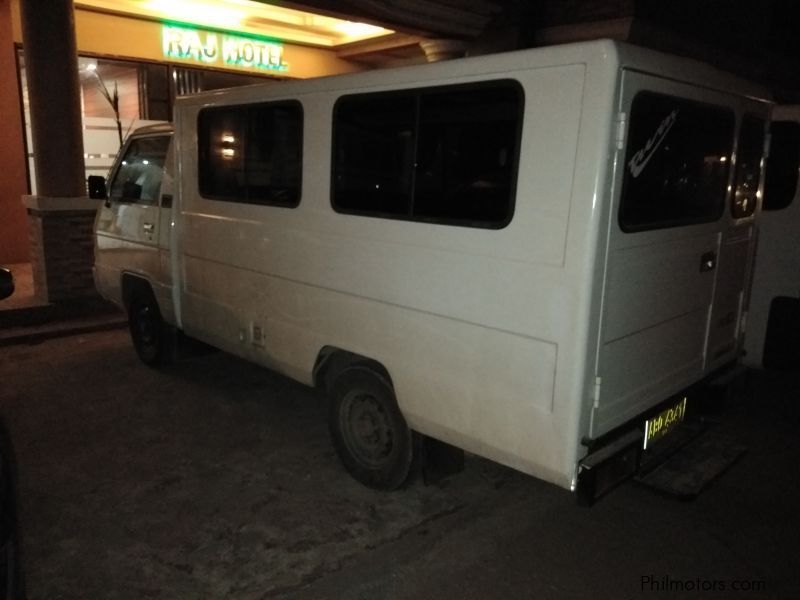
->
[109,135,170,205]
[732,115,766,219]
[332,80,523,228]
[332,94,415,217]
[619,92,734,232]
[197,101,303,207]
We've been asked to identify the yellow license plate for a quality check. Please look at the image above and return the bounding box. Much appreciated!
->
[643,396,688,449]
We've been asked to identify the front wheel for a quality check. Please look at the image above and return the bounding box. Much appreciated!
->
[128,290,172,366]
[328,367,414,490]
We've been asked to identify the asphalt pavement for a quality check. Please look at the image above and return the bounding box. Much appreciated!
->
[0,328,797,599]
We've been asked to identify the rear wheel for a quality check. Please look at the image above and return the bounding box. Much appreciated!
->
[328,367,414,490]
[128,289,172,366]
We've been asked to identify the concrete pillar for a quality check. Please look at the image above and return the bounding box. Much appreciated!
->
[419,39,468,62]
[20,0,85,197]
[20,0,98,304]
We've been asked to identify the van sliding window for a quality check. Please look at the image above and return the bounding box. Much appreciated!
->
[332,80,523,229]
[619,92,734,232]
[197,101,303,207]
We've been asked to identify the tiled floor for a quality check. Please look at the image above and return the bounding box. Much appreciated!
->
[0,262,44,310]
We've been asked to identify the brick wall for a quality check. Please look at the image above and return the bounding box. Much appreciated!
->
[27,208,98,303]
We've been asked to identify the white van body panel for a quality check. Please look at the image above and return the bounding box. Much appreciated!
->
[94,40,770,491]
[743,105,800,368]
[173,46,620,488]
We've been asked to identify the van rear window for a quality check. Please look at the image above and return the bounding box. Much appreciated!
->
[732,115,766,219]
[332,80,523,229]
[197,101,303,207]
[619,92,734,232]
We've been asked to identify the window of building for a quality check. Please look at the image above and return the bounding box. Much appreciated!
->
[78,58,148,122]
[732,115,765,219]
[332,80,523,229]
[619,92,734,232]
[17,49,281,197]
[197,102,303,206]
[173,67,272,97]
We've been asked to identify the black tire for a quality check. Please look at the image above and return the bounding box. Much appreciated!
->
[328,367,414,490]
[0,420,25,600]
[128,289,172,366]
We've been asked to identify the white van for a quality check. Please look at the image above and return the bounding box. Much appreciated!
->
[743,106,800,370]
[92,40,771,502]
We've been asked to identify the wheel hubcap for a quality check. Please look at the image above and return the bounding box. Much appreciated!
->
[135,305,156,346]
[341,392,394,468]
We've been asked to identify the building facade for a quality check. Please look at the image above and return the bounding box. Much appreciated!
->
[0,0,373,266]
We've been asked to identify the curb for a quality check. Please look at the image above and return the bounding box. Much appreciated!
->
[0,315,127,347]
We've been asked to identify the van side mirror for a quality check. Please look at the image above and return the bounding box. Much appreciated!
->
[87,175,107,200]
[0,268,14,301]
[764,121,800,211]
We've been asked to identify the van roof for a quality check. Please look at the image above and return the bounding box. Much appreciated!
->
[174,39,770,110]
[131,123,174,136]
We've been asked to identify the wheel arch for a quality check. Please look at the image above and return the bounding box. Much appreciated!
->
[120,273,156,311]
[312,346,394,394]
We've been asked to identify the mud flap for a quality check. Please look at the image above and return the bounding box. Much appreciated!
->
[416,435,465,485]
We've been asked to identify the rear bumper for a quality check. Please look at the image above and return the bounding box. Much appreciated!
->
[575,364,745,504]
[576,428,643,504]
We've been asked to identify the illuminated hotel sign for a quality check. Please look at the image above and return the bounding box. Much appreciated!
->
[162,25,288,72]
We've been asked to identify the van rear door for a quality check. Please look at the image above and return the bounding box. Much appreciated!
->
[590,71,764,438]
[706,114,765,371]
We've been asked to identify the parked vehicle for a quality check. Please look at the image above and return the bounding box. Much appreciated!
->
[0,269,13,301]
[91,40,772,502]
[743,106,800,370]
[0,270,25,599]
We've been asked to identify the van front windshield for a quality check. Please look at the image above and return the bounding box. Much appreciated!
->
[109,135,170,204]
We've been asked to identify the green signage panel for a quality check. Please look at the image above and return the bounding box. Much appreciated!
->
[162,25,288,72]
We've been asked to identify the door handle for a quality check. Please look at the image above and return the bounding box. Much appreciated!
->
[142,222,155,233]
[700,251,716,272]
